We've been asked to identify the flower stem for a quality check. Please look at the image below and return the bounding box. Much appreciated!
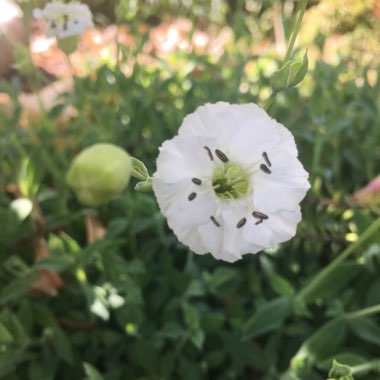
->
[283,0,308,62]
[263,0,309,111]
[345,304,380,320]
[298,217,380,302]
[263,92,277,111]
[351,360,380,375]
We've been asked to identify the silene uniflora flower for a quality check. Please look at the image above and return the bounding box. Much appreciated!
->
[153,102,310,262]
[33,1,93,39]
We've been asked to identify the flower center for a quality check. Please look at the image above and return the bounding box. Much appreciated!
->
[212,162,250,200]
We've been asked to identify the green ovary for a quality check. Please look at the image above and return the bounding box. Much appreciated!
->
[212,162,250,200]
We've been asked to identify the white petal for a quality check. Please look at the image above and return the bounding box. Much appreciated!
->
[153,178,217,227]
[154,135,215,183]
[197,201,263,262]
[253,151,310,213]
[242,207,301,248]
[170,225,208,255]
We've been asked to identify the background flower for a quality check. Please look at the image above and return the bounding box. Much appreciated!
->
[153,102,310,262]
[33,1,93,39]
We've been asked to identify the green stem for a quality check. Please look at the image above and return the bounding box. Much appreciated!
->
[351,360,380,375]
[264,0,308,110]
[263,92,277,111]
[283,0,308,62]
[345,304,380,320]
[298,217,380,302]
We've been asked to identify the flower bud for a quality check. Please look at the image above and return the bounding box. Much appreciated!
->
[350,175,380,209]
[270,51,308,93]
[327,360,353,380]
[66,143,132,207]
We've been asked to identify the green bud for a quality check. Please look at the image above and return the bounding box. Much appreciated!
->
[57,36,79,55]
[134,178,153,192]
[327,360,353,380]
[66,143,132,207]
[131,157,150,181]
[270,51,308,93]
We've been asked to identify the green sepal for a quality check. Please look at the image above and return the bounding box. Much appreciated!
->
[131,157,150,181]
[134,178,153,192]
[57,36,79,55]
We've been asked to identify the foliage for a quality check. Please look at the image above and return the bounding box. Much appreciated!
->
[0,0,380,379]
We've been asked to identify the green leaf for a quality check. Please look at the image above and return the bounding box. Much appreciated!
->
[18,157,40,198]
[0,272,39,305]
[0,310,25,343]
[52,326,74,364]
[190,328,205,350]
[207,267,238,295]
[159,322,184,339]
[291,317,347,368]
[300,262,363,303]
[0,322,13,343]
[260,255,294,296]
[243,297,291,339]
[33,255,74,272]
[182,303,199,329]
[270,51,308,92]
[348,317,380,347]
[83,362,104,380]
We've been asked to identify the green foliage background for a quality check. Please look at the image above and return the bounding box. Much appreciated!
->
[0,0,379,379]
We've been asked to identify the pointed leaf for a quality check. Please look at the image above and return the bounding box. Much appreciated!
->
[243,297,291,339]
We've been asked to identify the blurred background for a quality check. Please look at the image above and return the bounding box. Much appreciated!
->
[0,1,379,379]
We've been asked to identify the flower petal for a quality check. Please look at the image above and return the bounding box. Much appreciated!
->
[154,135,215,183]
[253,151,310,213]
[153,178,217,227]
[242,207,302,248]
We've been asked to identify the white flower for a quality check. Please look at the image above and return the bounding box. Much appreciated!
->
[33,2,93,39]
[153,102,310,262]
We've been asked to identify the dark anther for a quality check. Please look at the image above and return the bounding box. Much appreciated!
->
[50,21,57,28]
[260,164,271,174]
[204,146,213,161]
[262,152,272,167]
[236,218,247,229]
[252,211,269,225]
[210,216,221,227]
[252,211,269,220]
[188,192,197,201]
[192,178,202,185]
[215,149,229,163]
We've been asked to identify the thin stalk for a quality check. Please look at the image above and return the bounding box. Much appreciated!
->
[283,0,308,62]
[345,304,380,320]
[264,0,309,110]
[351,360,380,375]
[298,217,380,302]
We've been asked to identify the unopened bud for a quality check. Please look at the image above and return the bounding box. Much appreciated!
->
[327,360,353,380]
[66,143,132,207]
[350,175,380,208]
[270,51,308,93]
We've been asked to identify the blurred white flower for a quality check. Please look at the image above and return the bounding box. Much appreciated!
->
[153,102,310,262]
[33,1,93,39]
